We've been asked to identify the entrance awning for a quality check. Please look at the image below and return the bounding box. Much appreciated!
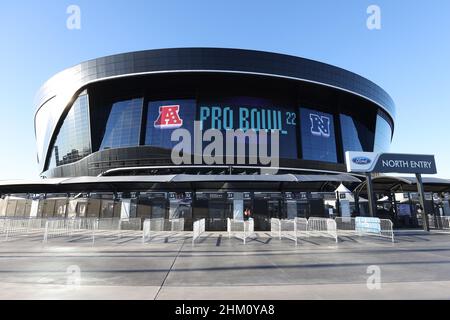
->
[0,173,361,194]
[355,176,450,193]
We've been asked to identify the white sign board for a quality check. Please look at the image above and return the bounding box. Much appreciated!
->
[346,151,437,174]
[340,200,351,218]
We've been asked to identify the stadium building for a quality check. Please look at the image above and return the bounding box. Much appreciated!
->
[0,48,449,230]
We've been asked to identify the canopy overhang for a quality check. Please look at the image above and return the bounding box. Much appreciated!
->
[0,174,361,194]
[355,176,450,194]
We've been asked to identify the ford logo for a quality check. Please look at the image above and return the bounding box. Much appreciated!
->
[352,157,371,165]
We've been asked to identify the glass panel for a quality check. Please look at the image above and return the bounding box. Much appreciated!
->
[100,98,143,150]
[300,107,337,163]
[340,114,374,153]
[374,115,392,152]
[48,94,91,168]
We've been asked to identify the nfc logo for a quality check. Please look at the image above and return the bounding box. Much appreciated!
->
[310,114,331,138]
[154,105,183,129]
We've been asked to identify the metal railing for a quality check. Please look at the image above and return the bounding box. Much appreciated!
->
[427,215,450,231]
[335,217,394,242]
[307,217,338,243]
[0,217,144,244]
[0,218,47,241]
[442,216,450,230]
[270,218,305,246]
[227,218,255,244]
[94,218,141,238]
[192,218,206,245]
[142,218,185,243]
[43,218,98,244]
[334,217,356,232]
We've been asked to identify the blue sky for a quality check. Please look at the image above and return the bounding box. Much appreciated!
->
[0,0,449,179]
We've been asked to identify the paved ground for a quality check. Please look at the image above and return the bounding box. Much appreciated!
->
[0,230,450,299]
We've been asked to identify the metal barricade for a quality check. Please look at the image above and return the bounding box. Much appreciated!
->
[379,219,395,242]
[280,219,297,246]
[270,218,281,239]
[97,218,121,231]
[43,218,98,244]
[428,215,450,231]
[142,218,185,243]
[295,217,308,238]
[170,218,185,232]
[271,218,305,246]
[307,217,338,243]
[95,218,142,238]
[1,218,47,241]
[428,215,436,229]
[441,216,450,230]
[119,218,142,231]
[192,218,205,245]
[337,217,395,243]
[227,218,254,244]
[335,217,356,232]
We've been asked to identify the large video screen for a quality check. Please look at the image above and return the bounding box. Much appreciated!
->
[299,107,337,163]
[198,96,298,159]
[145,97,299,161]
[145,99,197,149]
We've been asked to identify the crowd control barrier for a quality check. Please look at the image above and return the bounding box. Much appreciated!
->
[0,218,47,241]
[227,218,255,244]
[307,217,338,243]
[428,215,450,231]
[43,218,98,244]
[335,217,394,242]
[271,218,308,245]
[142,218,185,243]
[192,218,205,245]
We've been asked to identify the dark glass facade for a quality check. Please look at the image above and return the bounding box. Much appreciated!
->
[43,81,394,174]
[374,114,392,153]
[100,98,143,150]
[48,93,91,168]
[340,114,375,153]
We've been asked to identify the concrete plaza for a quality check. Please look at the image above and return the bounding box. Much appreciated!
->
[0,230,449,300]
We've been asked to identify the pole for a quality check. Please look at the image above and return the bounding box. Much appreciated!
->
[415,173,429,232]
[366,173,376,217]
[354,190,360,215]
[336,191,340,217]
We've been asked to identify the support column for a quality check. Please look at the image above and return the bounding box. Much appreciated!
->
[391,192,399,225]
[415,173,429,232]
[336,191,340,217]
[366,173,376,217]
[354,191,360,216]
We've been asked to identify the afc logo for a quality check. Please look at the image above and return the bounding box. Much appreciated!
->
[154,105,183,129]
[310,113,331,138]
